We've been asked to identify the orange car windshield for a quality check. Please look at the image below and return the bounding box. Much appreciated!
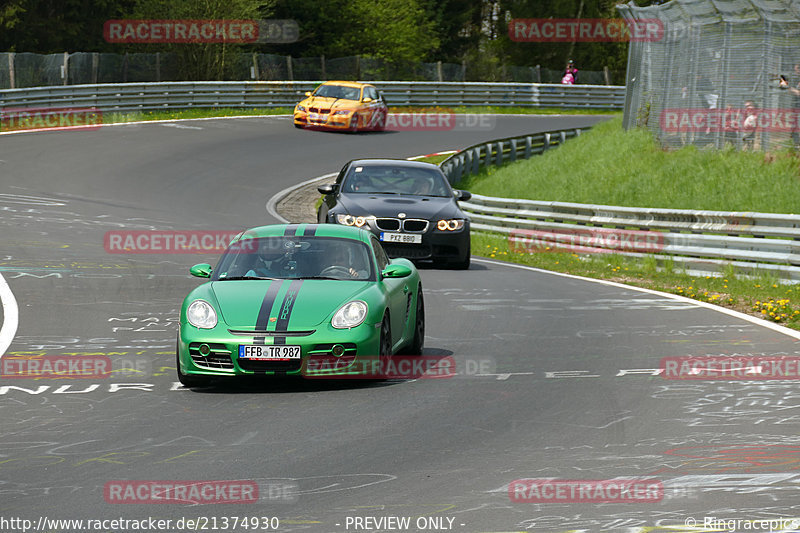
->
[313,85,361,101]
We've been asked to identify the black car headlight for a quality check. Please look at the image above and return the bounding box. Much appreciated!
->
[336,214,372,227]
[436,219,465,231]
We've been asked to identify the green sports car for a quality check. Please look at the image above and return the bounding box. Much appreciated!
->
[177,223,425,387]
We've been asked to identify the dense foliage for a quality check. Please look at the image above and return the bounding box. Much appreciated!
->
[0,0,656,74]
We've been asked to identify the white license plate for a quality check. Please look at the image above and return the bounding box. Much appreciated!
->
[309,113,327,122]
[380,232,422,244]
[239,345,301,360]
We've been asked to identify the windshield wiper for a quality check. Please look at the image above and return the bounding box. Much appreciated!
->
[218,276,279,281]
[368,191,402,195]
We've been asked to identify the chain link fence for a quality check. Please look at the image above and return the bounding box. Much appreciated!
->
[0,51,621,90]
[619,0,800,152]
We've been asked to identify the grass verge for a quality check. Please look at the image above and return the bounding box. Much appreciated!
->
[471,230,800,331]
[455,116,800,214]
[97,106,619,126]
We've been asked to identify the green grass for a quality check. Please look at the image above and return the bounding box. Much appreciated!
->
[473,232,800,330]
[102,107,295,124]
[456,116,800,214]
[99,106,618,126]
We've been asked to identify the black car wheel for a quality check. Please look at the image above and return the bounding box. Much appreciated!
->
[407,287,424,355]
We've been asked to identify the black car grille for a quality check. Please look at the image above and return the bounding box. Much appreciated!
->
[375,218,401,231]
[308,343,358,357]
[237,358,302,373]
[228,329,315,337]
[375,218,428,232]
[403,219,428,232]
[188,343,234,370]
[383,243,432,259]
[309,107,330,114]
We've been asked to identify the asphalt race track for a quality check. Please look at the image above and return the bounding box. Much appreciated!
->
[2,114,800,532]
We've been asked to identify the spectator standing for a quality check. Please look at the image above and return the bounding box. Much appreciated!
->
[561,60,578,85]
[741,100,758,150]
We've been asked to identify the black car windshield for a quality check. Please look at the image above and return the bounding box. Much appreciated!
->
[341,165,452,197]
[211,236,374,281]
[313,84,361,101]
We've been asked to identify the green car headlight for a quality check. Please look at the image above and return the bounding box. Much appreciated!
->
[187,300,217,329]
[332,301,368,329]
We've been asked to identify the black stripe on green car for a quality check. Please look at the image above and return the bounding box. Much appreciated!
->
[273,279,303,346]
[254,280,282,345]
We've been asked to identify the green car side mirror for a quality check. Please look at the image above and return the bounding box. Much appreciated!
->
[190,263,213,278]
[381,264,412,279]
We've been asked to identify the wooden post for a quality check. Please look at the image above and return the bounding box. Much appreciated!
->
[603,66,611,85]
[286,55,293,81]
[8,53,15,89]
[92,52,99,84]
[62,52,69,85]
[437,60,443,82]
[252,53,259,80]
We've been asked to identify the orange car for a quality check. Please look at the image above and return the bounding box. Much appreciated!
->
[293,81,388,132]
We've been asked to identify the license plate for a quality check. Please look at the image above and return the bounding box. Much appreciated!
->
[239,345,301,360]
[309,113,327,122]
[380,232,422,244]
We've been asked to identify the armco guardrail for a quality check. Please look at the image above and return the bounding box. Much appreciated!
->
[439,129,582,184]
[0,81,625,114]
[443,128,800,282]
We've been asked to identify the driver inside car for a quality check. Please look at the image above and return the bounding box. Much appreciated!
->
[244,240,289,278]
[319,246,366,279]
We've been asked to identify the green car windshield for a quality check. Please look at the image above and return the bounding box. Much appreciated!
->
[212,236,375,281]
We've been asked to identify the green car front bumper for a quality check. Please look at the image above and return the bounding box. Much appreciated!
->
[177,319,383,378]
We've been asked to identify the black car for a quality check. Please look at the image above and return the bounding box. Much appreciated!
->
[317,159,472,269]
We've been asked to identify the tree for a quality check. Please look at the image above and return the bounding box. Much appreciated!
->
[123,0,275,80]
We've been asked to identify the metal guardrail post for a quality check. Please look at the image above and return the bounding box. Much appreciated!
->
[471,147,481,174]
[509,139,517,163]
[524,136,532,159]
[495,141,503,166]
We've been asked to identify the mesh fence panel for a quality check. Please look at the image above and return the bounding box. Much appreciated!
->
[13,52,64,88]
[619,0,800,152]
[256,53,290,81]
[0,53,11,89]
[1,51,615,87]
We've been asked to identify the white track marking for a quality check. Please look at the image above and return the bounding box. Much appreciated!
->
[473,257,800,341]
[0,272,19,358]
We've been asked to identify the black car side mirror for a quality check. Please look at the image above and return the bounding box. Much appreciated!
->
[318,184,335,195]
[454,189,472,201]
